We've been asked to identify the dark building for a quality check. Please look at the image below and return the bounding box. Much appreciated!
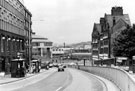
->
[91,23,101,61]
[91,6,131,65]
[0,0,32,74]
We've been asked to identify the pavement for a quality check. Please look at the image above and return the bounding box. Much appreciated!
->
[0,68,57,91]
[77,69,120,91]
[0,69,48,85]
[0,67,134,91]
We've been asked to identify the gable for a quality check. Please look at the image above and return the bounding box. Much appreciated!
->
[112,18,128,33]
[92,23,101,38]
[105,14,131,30]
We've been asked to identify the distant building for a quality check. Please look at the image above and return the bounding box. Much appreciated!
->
[71,48,91,60]
[0,0,32,74]
[91,6,131,65]
[51,47,71,62]
[32,34,53,62]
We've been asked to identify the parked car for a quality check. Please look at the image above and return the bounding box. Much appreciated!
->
[49,63,53,68]
[41,62,49,70]
[53,63,59,67]
[58,65,64,72]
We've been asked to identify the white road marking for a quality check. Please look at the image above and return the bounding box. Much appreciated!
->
[56,87,63,91]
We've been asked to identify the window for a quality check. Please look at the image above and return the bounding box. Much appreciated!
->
[3,10,7,21]
[14,16,16,24]
[0,7,2,19]
[9,13,12,23]
[100,41,103,46]
[32,43,40,46]
[12,39,16,51]
[104,47,108,54]
[100,48,103,54]
[93,51,98,55]
[1,37,5,52]
[104,40,108,45]
[93,44,98,48]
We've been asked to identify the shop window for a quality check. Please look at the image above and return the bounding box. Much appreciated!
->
[1,37,5,52]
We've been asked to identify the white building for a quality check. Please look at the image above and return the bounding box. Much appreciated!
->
[32,34,53,61]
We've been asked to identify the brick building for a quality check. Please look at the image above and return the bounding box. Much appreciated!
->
[91,7,131,65]
[0,0,32,74]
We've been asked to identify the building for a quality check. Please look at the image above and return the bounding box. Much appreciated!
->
[91,23,101,61]
[24,7,32,66]
[91,7,131,65]
[0,0,32,74]
[71,48,91,60]
[32,33,53,62]
[51,47,72,62]
[52,47,66,62]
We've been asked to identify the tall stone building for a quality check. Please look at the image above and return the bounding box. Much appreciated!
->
[91,6,131,65]
[0,0,32,74]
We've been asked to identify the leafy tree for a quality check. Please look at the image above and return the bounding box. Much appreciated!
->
[113,25,135,63]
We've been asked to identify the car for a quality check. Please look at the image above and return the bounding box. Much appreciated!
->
[58,65,64,72]
[63,65,66,68]
[53,63,59,67]
[49,63,53,68]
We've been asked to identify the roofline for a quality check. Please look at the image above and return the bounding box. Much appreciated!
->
[16,0,32,16]
[24,7,32,16]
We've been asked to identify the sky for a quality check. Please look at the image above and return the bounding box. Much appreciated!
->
[23,0,135,45]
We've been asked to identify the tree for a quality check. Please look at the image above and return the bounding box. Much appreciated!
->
[113,25,135,65]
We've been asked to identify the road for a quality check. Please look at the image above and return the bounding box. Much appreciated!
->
[0,68,119,91]
[13,69,72,91]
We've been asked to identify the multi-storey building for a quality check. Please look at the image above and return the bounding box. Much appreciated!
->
[24,8,32,66]
[32,33,53,62]
[92,7,131,65]
[91,23,101,61]
[71,48,91,60]
[0,0,32,74]
[52,47,66,62]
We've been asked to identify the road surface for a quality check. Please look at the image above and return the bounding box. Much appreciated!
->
[0,68,119,91]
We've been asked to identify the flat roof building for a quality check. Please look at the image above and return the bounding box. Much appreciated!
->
[32,34,53,63]
[0,0,32,74]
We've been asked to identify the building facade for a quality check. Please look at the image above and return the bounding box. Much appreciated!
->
[0,0,32,73]
[91,23,101,61]
[91,7,131,65]
[71,48,91,60]
[32,34,53,62]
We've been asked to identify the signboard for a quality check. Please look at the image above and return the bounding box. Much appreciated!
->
[116,57,127,62]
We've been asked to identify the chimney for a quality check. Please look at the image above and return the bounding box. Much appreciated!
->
[100,18,105,25]
[111,6,123,16]
[64,42,65,48]
[100,18,105,31]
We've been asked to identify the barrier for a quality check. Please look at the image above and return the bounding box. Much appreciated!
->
[79,66,135,91]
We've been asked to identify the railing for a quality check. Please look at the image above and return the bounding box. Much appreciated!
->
[79,66,135,91]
